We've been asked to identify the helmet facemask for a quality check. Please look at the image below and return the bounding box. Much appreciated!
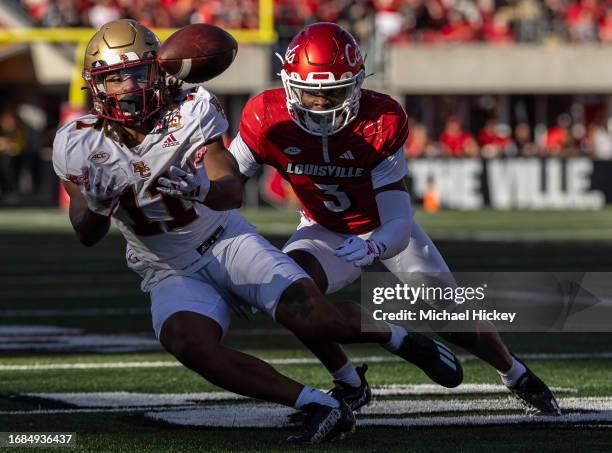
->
[84,59,163,125]
[281,69,365,136]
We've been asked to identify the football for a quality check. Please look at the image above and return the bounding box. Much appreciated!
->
[157,24,238,83]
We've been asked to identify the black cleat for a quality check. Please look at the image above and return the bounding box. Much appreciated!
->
[507,356,561,416]
[285,400,356,444]
[395,333,463,388]
[329,364,372,412]
[288,365,371,425]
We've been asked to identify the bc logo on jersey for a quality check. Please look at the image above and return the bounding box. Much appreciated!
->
[132,161,151,178]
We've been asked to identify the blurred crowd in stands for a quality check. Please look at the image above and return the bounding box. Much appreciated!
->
[404,113,612,159]
[15,0,612,44]
[0,110,25,203]
[3,98,612,205]
[0,105,53,205]
[4,1,612,205]
[18,0,259,29]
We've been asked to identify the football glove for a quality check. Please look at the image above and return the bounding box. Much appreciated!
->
[335,236,384,267]
[157,160,210,203]
[81,164,125,217]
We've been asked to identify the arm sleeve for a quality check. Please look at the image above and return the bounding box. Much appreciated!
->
[52,128,71,182]
[371,148,408,189]
[370,190,414,260]
[181,88,229,166]
[197,90,229,144]
[229,132,262,178]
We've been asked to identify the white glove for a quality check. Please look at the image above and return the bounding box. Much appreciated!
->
[80,164,125,217]
[335,236,384,267]
[156,160,210,203]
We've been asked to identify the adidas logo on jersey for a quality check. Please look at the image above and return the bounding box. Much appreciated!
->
[162,133,180,148]
[339,150,355,160]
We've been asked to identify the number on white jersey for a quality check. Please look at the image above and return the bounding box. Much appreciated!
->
[120,183,198,235]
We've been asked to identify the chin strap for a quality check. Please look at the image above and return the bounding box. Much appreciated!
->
[320,119,331,163]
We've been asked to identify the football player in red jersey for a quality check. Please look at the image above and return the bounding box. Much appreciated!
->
[230,22,560,416]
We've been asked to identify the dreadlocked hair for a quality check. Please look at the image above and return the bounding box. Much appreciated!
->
[92,77,184,148]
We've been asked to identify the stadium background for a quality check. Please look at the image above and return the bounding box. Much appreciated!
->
[1,1,612,452]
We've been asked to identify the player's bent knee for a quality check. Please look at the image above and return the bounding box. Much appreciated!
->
[276,278,353,340]
[159,311,223,362]
[276,278,320,325]
[286,250,328,293]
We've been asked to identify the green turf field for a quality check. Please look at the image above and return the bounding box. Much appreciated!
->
[1,208,611,452]
[3,206,612,240]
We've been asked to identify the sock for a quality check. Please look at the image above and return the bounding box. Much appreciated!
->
[331,361,361,388]
[382,322,407,353]
[498,356,527,387]
[294,386,340,409]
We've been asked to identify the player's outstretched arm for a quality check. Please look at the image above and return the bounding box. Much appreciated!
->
[200,138,244,210]
[369,180,413,257]
[335,181,413,266]
[157,138,243,210]
[63,181,112,247]
[336,147,414,266]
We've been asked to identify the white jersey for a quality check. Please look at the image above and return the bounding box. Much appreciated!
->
[53,86,231,284]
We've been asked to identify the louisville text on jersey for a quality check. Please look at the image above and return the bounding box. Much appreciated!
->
[285,162,365,178]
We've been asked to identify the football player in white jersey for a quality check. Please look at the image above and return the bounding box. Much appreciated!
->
[53,20,464,443]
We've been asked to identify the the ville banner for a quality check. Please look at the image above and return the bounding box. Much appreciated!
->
[407,157,610,210]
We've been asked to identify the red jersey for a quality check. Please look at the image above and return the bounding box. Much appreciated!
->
[239,88,409,234]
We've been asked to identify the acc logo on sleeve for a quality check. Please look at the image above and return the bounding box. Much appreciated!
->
[88,151,110,164]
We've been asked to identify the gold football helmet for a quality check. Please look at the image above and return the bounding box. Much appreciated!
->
[82,19,164,124]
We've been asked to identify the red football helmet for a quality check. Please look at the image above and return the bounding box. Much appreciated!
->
[280,22,365,136]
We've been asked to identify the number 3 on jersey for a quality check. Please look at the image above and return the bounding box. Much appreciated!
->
[315,184,351,212]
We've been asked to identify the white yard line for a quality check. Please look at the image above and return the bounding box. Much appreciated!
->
[0,326,82,335]
[0,407,193,416]
[20,385,578,409]
[5,397,608,427]
[1,352,611,371]
[145,399,612,428]
[358,412,612,428]
[0,361,180,371]
[0,308,147,317]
